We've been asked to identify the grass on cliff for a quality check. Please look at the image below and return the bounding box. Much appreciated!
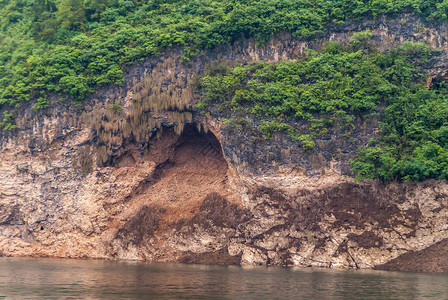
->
[3,0,448,129]
[199,38,448,182]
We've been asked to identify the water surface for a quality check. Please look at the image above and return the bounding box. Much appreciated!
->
[0,257,447,299]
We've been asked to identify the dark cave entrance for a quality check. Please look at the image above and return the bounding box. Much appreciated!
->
[172,124,228,172]
[112,124,241,259]
[111,123,228,172]
[124,123,233,221]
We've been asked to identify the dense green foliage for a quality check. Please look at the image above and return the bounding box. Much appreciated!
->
[3,0,448,119]
[4,0,448,181]
[200,40,448,182]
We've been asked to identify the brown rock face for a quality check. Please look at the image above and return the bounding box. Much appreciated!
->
[2,120,448,271]
[3,15,448,271]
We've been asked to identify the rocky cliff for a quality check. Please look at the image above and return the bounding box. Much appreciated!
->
[1,15,448,272]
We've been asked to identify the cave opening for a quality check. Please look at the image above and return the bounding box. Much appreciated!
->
[172,124,228,173]
[111,123,242,258]
[124,123,235,224]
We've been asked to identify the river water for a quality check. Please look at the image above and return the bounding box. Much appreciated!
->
[0,258,447,299]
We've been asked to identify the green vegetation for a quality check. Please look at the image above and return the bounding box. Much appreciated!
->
[200,39,448,182]
[3,0,448,181]
[2,0,448,118]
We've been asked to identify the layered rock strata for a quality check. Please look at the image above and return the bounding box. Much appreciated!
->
[2,15,448,272]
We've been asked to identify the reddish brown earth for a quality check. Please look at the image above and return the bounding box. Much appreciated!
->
[131,125,240,227]
[376,238,448,272]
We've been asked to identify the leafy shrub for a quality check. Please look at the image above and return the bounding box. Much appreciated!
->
[2,0,448,121]
[32,98,50,110]
[199,41,448,181]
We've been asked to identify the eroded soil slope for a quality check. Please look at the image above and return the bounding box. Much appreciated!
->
[109,125,243,260]
[376,238,448,272]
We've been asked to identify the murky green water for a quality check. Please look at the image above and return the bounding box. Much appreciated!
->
[0,257,447,299]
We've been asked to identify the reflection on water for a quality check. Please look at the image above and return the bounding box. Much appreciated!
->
[0,257,447,299]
